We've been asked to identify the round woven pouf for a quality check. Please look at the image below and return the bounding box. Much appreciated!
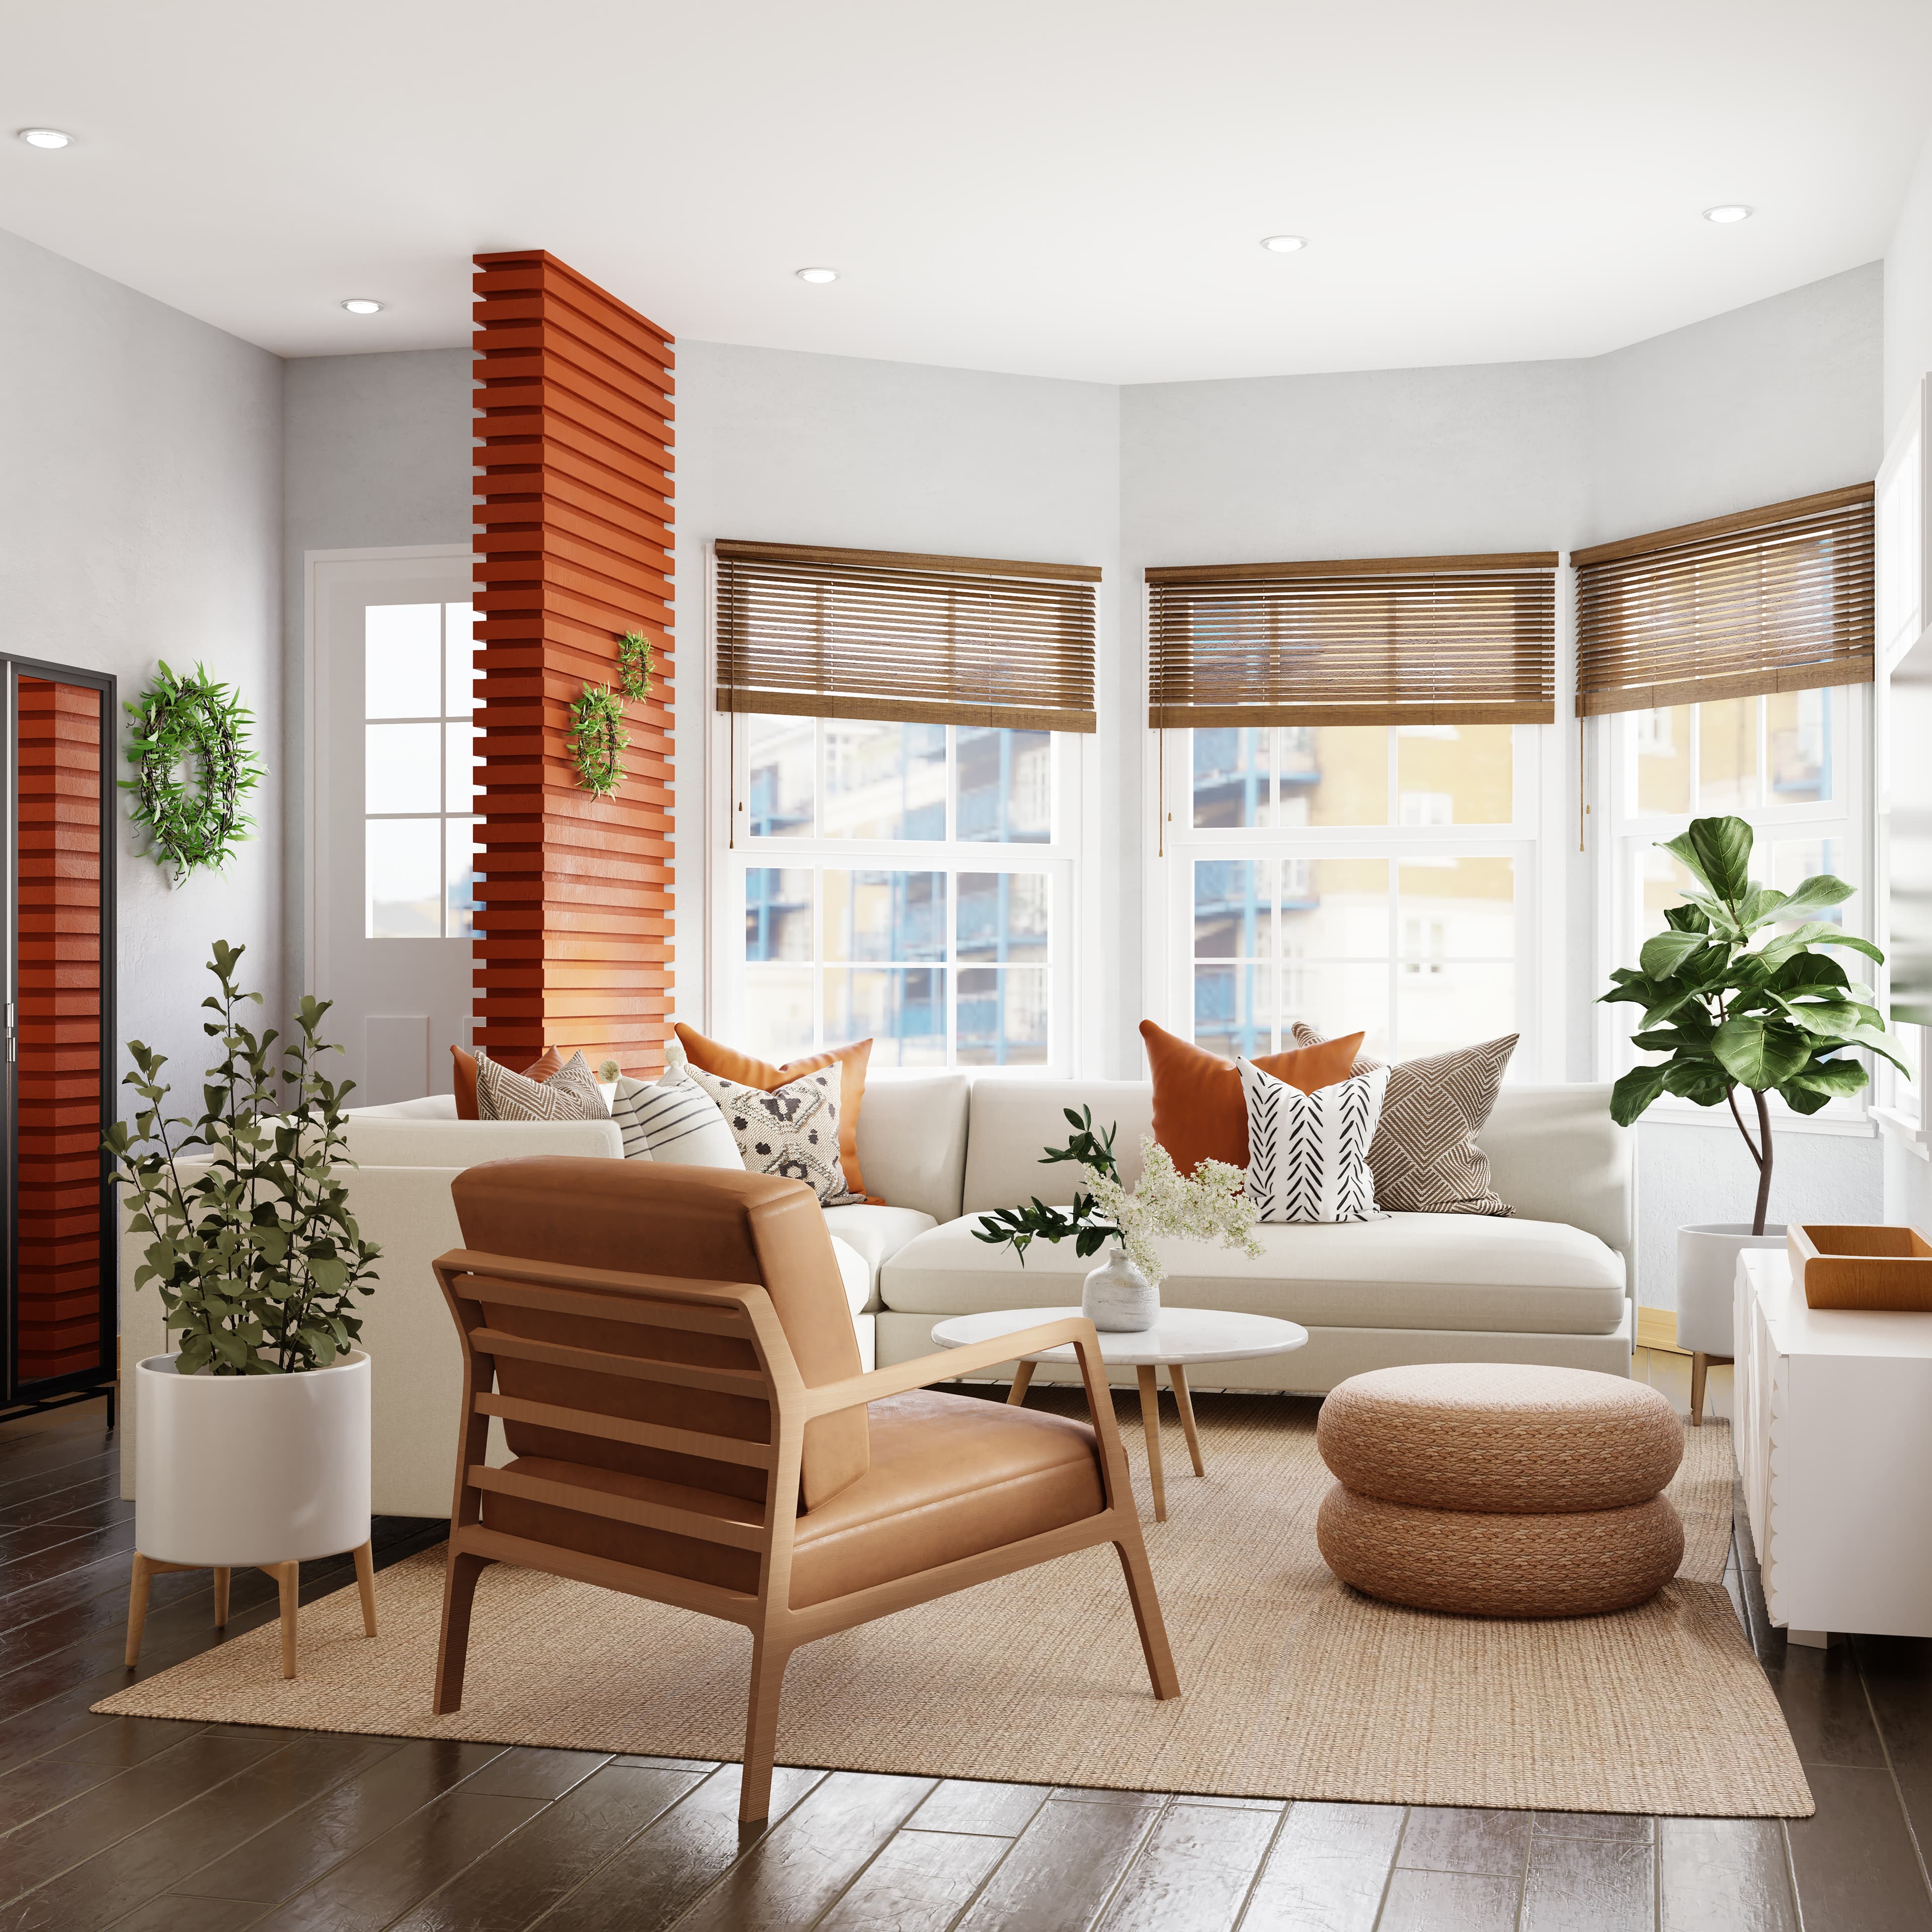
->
[1315,1362,1685,1619]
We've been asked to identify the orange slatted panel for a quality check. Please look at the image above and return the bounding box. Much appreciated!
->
[472,251,674,1074]
[14,678,106,1386]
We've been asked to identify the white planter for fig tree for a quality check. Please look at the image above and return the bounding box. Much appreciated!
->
[1083,1248,1160,1332]
[133,1351,372,1568]
[1677,1224,1788,1360]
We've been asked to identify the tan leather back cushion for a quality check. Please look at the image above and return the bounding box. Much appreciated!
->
[450,1157,869,1509]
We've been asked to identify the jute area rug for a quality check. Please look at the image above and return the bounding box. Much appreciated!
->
[95,1394,1812,1817]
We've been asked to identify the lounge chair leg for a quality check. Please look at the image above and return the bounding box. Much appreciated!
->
[434,1549,488,1715]
[740,1632,791,1823]
[1114,1533,1181,1700]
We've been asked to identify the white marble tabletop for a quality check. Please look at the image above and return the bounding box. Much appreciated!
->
[930,1305,1309,1367]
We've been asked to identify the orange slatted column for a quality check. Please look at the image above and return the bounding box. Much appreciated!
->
[14,678,106,1385]
[471,251,674,1075]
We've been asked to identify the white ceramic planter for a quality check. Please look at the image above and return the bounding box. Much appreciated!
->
[1676,1223,1788,1358]
[133,1351,372,1568]
[1083,1248,1159,1332]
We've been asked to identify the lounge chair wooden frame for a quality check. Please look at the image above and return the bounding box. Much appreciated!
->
[431,1248,1180,1821]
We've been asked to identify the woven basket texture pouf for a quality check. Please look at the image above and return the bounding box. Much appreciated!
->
[1315,1362,1686,1618]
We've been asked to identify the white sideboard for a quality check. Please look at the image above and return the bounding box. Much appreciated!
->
[1735,1247,1932,1641]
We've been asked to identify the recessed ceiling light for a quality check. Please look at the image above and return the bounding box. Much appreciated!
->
[340,298,385,315]
[795,267,839,284]
[1703,205,1754,224]
[1260,234,1307,254]
[18,128,73,149]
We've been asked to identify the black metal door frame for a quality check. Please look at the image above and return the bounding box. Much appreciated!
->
[2,655,118,1424]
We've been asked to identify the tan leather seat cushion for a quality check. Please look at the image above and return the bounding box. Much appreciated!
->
[482,1389,1104,1611]
[1317,1484,1684,1618]
[1317,1362,1682,1513]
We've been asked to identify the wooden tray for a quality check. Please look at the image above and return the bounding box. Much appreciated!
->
[1790,1223,1932,1311]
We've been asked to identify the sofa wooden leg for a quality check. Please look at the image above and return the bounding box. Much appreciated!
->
[433,1549,488,1715]
[1691,1352,1708,1428]
[1113,1533,1181,1701]
[740,1632,791,1823]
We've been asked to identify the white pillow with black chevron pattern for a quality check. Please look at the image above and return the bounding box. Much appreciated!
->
[1237,1058,1388,1225]
[1291,1024,1518,1215]
[474,1049,611,1122]
[687,1061,858,1205]
[607,1046,744,1168]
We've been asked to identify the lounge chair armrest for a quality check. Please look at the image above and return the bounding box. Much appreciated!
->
[803,1318,1096,1418]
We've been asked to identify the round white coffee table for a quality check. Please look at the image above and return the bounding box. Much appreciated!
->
[930,1307,1308,1521]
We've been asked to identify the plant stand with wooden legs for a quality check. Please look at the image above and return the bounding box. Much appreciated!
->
[124,1543,378,1678]
[1690,1351,1732,1428]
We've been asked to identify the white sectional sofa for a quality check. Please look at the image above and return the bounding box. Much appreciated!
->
[119,1073,1632,1518]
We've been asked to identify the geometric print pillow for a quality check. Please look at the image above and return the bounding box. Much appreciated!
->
[686,1062,858,1206]
[474,1048,610,1122]
[1237,1058,1388,1224]
[1291,1024,1517,1216]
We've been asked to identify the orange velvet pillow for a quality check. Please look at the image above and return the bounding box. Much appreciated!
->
[1139,1019,1365,1175]
[674,1024,872,1198]
[450,1044,564,1121]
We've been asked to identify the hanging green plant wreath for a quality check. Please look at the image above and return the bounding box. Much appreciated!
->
[121,662,264,888]
[569,683,628,799]
[617,629,654,703]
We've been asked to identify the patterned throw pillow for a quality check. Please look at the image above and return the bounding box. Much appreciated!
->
[607,1044,744,1167]
[1291,1024,1518,1216]
[687,1062,857,1205]
[1238,1058,1388,1224]
[475,1049,610,1123]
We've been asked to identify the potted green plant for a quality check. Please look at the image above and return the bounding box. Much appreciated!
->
[106,941,382,1578]
[1600,814,1906,1405]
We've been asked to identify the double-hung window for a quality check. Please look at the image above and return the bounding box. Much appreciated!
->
[1149,554,1557,1066]
[714,541,1095,1070]
[1580,487,1876,1098]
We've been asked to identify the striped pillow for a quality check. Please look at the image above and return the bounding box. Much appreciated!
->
[474,1050,609,1123]
[1238,1057,1387,1224]
[608,1050,744,1167]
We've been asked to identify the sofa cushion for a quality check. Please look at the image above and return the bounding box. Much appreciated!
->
[821,1204,939,1304]
[342,1116,623,1165]
[962,1080,1158,1213]
[853,1075,970,1223]
[829,1237,870,1320]
[880,1212,1628,1336]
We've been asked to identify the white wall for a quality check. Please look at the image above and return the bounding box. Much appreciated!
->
[280,349,475,980]
[0,223,282,1102]
[1886,125,1932,437]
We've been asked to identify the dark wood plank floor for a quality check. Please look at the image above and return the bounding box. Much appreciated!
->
[4,1389,1929,1930]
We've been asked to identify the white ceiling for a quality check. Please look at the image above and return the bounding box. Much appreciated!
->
[3,0,1929,384]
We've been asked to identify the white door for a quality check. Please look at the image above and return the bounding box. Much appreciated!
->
[311,550,478,1107]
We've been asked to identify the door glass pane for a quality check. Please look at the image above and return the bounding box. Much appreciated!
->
[444,723,478,813]
[1193,729,1273,828]
[822,870,945,962]
[1767,688,1832,804]
[1298,727,1388,827]
[744,965,816,1062]
[444,818,477,938]
[957,967,1049,1066]
[957,872,1049,963]
[746,869,815,961]
[1396,724,1511,824]
[958,728,1051,842]
[444,603,477,715]
[747,714,815,838]
[825,967,947,1066]
[366,723,441,814]
[367,820,442,937]
[823,720,945,839]
[1634,706,1693,815]
[1696,698,1759,811]
[1193,859,1274,960]
[365,604,441,718]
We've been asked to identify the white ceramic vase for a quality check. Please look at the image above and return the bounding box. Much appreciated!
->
[1083,1246,1159,1332]
[1676,1223,1788,1359]
[133,1351,372,1568]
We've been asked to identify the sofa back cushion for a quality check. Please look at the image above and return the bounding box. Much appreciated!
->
[1478,1085,1632,1266]
[853,1075,970,1222]
[963,1080,1156,1213]
[450,1156,869,1511]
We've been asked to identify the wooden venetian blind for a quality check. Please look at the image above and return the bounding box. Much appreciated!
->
[715,541,1100,734]
[1573,486,1875,717]
[1145,553,1558,729]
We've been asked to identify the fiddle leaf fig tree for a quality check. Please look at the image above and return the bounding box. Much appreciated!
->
[1600,814,1908,1236]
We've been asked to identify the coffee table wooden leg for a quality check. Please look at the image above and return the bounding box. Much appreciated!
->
[1170,1364,1205,1477]
[1007,1360,1035,1406]
[1136,1364,1167,1521]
